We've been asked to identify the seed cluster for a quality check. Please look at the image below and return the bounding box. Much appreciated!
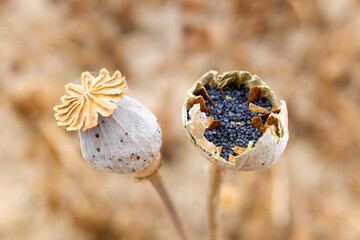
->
[199,84,272,161]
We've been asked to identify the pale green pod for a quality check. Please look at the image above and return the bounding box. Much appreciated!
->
[182,70,289,171]
[80,96,162,174]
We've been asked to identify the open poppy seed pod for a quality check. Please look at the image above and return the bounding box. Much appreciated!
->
[182,70,289,171]
[54,69,162,174]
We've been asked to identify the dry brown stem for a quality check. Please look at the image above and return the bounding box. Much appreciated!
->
[149,173,192,240]
[134,154,191,240]
[207,164,226,240]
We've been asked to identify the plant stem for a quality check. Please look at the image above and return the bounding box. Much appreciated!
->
[149,173,191,240]
[207,164,226,240]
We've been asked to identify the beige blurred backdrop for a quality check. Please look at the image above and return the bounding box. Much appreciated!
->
[1,0,360,239]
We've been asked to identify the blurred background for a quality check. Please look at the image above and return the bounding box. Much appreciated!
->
[1,0,360,239]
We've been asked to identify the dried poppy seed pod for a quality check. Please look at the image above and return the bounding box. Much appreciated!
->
[54,69,190,240]
[54,68,162,174]
[79,95,162,174]
[182,70,289,171]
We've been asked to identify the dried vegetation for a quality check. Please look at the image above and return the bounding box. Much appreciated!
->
[1,0,360,239]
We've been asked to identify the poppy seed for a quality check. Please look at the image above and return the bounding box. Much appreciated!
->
[201,84,272,161]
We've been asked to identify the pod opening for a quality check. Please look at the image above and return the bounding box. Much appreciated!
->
[188,83,273,161]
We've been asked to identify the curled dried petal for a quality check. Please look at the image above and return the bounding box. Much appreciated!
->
[247,86,262,105]
[265,115,280,136]
[216,146,223,156]
[271,105,281,113]
[207,120,221,130]
[249,103,270,114]
[205,117,214,128]
[189,95,211,114]
[232,146,246,155]
[206,117,221,130]
[198,87,215,106]
[228,154,235,163]
[251,116,263,129]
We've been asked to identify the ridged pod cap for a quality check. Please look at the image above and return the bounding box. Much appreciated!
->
[54,69,162,174]
[182,70,289,171]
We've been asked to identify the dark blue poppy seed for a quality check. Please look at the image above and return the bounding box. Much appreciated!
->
[198,84,272,161]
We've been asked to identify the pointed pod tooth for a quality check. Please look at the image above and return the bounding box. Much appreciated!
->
[216,146,223,156]
[196,137,217,155]
[198,87,215,106]
[79,96,162,174]
[189,96,211,114]
[265,114,280,136]
[247,86,262,105]
[228,154,235,163]
[249,103,270,114]
[188,104,206,139]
